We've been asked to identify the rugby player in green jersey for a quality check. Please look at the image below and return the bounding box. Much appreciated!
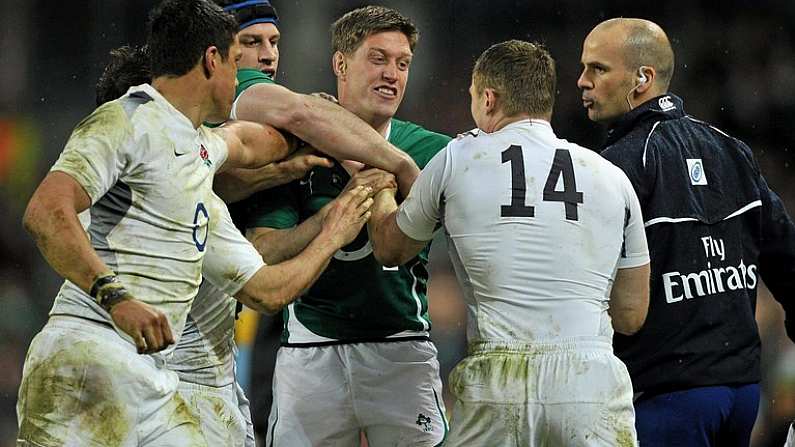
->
[242,6,452,446]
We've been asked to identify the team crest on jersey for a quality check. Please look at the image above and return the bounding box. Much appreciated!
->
[199,144,212,167]
[416,413,432,432]
[686,158,708,185]
[658,96,676,112]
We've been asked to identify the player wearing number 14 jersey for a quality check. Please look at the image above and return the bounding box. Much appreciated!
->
[369,40,651,446]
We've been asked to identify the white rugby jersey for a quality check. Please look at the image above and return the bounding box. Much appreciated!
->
[49,84,259,350]
[171,193,265,386]
[397,119,649,344]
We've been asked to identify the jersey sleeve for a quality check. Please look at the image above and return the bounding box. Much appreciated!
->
[396,144,453,241]
[202,194,265,296]
[243,183,301,230]
[757,174,795,341]
[50,103,132,204]
[617,170,650,269]
[202,126,229,173]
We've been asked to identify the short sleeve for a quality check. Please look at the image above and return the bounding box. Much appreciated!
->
[201,126,229,173]
[202,194,265,296]
[50,103,132,204]
[396,144,453,241]
[617,171,650,269]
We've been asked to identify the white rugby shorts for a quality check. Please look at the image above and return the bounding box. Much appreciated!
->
[446,338,637,447]
[266,340,448,447]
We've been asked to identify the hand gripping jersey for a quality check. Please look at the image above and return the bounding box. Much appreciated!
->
[602,94,795,393]
[243,119,451,345]
[396,119,649,345]
[48,84,261,350]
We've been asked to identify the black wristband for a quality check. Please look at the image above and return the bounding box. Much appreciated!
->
[96,283,132,312]
[90,272,119,298]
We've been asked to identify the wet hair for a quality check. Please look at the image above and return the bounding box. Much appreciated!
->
[95,45,151,106]
[473,40,557,117]
[147,0,238,77]
[331,5,418,55]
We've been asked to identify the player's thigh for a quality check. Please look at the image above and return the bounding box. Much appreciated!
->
[17,319,143,447]
[635,386,733,447]
[354,341,447,447]
[178,381,246,447]
[267,346,359,446]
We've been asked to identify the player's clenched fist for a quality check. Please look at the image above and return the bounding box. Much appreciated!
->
[321,185,374,248]
[110,299,175,354]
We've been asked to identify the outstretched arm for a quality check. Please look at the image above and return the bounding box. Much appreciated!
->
[215,120,295,173]
[234,82,419,195]
[235,186,373,314]
[368,188,427,267]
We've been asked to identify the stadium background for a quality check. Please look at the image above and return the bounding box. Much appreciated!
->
[1,1,793,445]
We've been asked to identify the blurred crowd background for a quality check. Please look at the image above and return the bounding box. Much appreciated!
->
[1,1,794,446]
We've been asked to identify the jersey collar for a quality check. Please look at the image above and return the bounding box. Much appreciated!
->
[605,94,685,147]
[129,83,202,155]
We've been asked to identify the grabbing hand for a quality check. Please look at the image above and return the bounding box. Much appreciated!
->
[321,185,374,248]
[277,146,333,183]
[110,299,175,354]
[342,168,397,196]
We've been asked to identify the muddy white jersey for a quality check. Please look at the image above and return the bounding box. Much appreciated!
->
[48,83,246,350]
[397,119,649,344]
[172,193,265,386]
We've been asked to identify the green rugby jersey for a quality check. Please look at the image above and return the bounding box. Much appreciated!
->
[243,119,451,345]
[235,68,275,98]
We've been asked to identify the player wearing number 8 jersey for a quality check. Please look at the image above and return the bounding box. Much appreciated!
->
[369,40,651,446]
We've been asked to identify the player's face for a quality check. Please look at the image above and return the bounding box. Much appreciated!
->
[238,23,280,78]
[577,28,635,125]
[209,38,242,123]
[339,31,412,126]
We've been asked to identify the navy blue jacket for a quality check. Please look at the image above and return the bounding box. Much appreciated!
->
[602,94,795,393]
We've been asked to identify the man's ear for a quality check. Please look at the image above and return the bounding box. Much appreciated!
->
[332,51,346,78]
[203,46,219,79]
[483,88,498,114]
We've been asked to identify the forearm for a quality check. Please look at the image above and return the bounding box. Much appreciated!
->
[214,164,294,204]
[237,86,419,181]
[247,212,325,264]
[235,232,339,314]
[368,189,422,266]
[24,201,109,293]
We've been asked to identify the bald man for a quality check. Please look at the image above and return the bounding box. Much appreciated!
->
[578,18,795,447]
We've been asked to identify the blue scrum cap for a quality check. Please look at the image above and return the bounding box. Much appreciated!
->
[220,0,279,30]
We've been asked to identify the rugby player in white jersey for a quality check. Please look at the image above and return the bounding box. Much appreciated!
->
[16,1,374,445]
[368,40,651,446]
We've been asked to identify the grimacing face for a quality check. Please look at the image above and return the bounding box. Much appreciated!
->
[338,30,412,127]
[238,22,280,78]
[577,28,636,125]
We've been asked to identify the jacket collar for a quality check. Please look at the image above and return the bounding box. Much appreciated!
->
[605,94,685,146]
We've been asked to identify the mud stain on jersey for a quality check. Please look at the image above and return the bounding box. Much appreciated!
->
[17,341,130,446]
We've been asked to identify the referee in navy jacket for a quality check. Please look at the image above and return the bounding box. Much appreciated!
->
[578,17,795,447]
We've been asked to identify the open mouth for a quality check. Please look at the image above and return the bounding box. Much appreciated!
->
[373,85,398,99]
[582,98,594,108]
[261,68,276,77]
